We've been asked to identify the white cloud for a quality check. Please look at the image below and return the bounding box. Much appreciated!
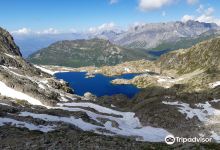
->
[11,27,62,35]
[109,0,118,4]
[181,6,220,26]
[11,28,31,35]
[88,22,117,33]
[138,0,174,11]
[187,0,198,5]
[196,4,204,13]
[138,0,202,11]
[36,28,59,34]
[195,7,220,25]
[181,15,195,22]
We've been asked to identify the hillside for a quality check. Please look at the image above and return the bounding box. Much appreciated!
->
[27,38,151,67]
[157,37,220,74]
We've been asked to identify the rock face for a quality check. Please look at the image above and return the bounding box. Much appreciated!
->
[0,27,22,56]
[109,20,219,49]
[27,38,151,67]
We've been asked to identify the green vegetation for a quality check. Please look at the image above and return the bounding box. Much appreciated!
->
[28,39,151,67]
[157,37,220,75]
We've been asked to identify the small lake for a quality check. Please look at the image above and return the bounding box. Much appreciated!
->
[55,72,140,98]
[147,49,171,57]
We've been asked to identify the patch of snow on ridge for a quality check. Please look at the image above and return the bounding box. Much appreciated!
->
[58,102,132,116]
[34,65,55,75]
[38,83,46,89]
[20,112,98,131]
[0,81,43,106]
[1,65,26,78]
[124,67,131,72]
[162,100,220,122]
[0,117,55,132]
[209,81,220,88]
[0,103,11,106]
[4,53,16,59]
[210,131,220,142]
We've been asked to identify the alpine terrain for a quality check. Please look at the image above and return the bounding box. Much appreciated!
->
[1,25,220,149]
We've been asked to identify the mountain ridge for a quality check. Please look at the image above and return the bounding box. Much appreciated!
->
[110,20,220,49]
[27,38,151,67]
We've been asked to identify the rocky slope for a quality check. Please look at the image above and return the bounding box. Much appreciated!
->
[148,29,220,55]
[157,37,220,74]
[27,38,151,67]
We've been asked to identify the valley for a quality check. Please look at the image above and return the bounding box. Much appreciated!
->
[1,22,220,149]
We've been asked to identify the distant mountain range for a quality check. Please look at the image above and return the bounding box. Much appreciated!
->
[27,38,151,67]
[110,20,220,49]
[14,20,220,58]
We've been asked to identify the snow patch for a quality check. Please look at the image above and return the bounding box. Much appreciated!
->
[111,104,116,108]
[20,112,98,131]
[124,67,131,72]
[0,103,11,106]
[1,65,26,78]
[0,81,44,106]
[209,81,220,88]
[162,101,220,122]
[34,65,55,75]
[55,102,171,141]
[4,53,16,59]
[0,117,55,132]
[38,83,46,89]
[210,131,220,142]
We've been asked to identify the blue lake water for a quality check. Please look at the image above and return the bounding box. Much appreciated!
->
[147,49,171,57]
[55,72,140,98]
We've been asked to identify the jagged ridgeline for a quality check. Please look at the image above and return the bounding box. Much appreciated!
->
[27,38,152,67]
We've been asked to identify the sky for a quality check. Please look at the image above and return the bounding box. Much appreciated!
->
[0,0,220,35]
